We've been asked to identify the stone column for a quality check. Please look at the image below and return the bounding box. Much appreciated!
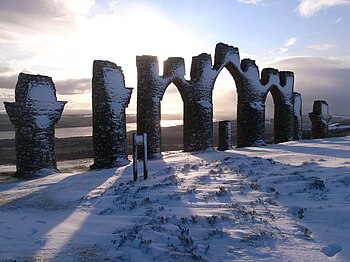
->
[236,59,266,147]
[4,73,67,177]
[183,99,213,151]
[218,121,232,151]
[309,100,331,139]
[236,97,265,147]
[293,92,303,140]
[183,53,215,152]
[273,102,294,143]
[136,56,163,159]
[91,60,133,169]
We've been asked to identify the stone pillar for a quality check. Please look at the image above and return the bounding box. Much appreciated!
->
[183,99,213,152]
[4,73,67,177]
[136,56,163,159]
[183,53,215,152]
[218,121,232,151]
[273,72,294,144]
[91,60,133,169]
[273,102,294,143]
[236,96,265,147]
[309,100,331,139]
[293,92,303,140]
[236,59,266,147]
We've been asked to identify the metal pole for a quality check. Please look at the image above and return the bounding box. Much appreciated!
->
[143,133,148,180]
[132,133,138,181]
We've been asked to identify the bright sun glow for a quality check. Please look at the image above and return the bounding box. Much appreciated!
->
[44,2,203,112]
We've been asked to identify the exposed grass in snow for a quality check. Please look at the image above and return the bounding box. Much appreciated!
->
[0,137,349,261]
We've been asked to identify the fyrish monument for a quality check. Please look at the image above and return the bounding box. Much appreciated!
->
[4,42,331,176]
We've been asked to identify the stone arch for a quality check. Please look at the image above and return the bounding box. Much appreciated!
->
[212,43,267,147]
[265,84,285,143]
[211,66,238,146]
[211,63,241,147]
[137,42,297,158]
[261,68,295,143]
[136,56,189,158]
[160,80,185,151]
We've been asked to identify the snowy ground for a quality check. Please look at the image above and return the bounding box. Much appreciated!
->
[0,137,349,261]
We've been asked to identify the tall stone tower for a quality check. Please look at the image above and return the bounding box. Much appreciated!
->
[4,73,67,177]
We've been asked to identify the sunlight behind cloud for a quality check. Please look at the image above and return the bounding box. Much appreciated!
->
[0,1,204,112]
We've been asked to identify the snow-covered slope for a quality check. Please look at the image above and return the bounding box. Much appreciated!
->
[0,137,349,261]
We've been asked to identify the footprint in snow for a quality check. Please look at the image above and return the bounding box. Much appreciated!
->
[28,228,38,236]
[35,220,47,224]
[321,244,342,257]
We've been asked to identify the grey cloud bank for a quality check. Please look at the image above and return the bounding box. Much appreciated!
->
[269,56,350,115]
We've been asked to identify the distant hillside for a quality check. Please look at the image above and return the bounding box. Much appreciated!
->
[0,113,184,131]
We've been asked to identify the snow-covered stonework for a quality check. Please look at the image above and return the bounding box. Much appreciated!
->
[3,73,67,177]
[218,120,232,151]
[91,60,133,169]
[293,92,303,140]
[309,100,331,139]
[137,43,298,158]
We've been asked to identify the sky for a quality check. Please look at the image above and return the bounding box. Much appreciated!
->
[0,0,349,118]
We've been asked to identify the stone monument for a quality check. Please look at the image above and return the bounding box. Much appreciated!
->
[4,73,67,177]
[91,60,133,169]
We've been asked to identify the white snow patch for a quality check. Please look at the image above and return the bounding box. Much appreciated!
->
[27,82,56,103]
[33,115,51,128]
[249,101,264,111]
[197,99,212,110]
[321,102,329,118]
[242,66,260,84]
[102,67,130,102]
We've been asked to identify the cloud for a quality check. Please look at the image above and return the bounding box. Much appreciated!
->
[0,74,17,89]
[307,44,337,51]
[237,0,264,4]
[297,0,350,18]
[269,56,350,115]
[285,37,297,47]
[269,37,297,55]
[0,0,94,28]
[55,78,91,95]
[0,73,90,94]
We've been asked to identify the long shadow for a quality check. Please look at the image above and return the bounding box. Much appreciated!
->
[233,137,350,159]
[267,138,350,159]
[0,164,128,261]
[44,156,169,261]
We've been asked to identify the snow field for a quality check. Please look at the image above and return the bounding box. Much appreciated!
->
[0,137,349,261]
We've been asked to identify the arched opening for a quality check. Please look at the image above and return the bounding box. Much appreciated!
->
[213,68,237,148]
[265,85,285,143]
[264,92,274,144]
[160,83,184,152]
